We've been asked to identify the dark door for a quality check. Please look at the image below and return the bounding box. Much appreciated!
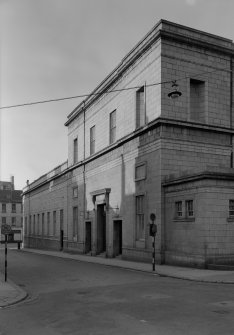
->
[97,204,106,254]
[85,221,92,253]
[60,230,64,251]
[114,220,122,256]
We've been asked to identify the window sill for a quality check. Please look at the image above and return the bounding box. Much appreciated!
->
[173,218,195,222]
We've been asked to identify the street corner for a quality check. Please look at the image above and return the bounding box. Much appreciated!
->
[0,277,28,308]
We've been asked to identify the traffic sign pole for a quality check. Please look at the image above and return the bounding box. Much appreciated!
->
[5,235,7,282]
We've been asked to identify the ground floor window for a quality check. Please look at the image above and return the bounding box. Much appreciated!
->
[229,200,234,217]
[73,206,78,237]
[136,195,145,240]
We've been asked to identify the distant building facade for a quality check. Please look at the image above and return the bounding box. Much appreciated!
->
[0,176,23,232]
[23,20,234,268]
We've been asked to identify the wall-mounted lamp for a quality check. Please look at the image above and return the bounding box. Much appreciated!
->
[168,81,182,99]
[113,205,120,217]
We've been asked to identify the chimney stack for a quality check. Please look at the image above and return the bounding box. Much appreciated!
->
[11,175,14,190]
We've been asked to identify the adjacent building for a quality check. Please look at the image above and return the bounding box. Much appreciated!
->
[0,176,23,241]
[23,20,234,268]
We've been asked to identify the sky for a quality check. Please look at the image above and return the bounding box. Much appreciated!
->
[1,0,234,190]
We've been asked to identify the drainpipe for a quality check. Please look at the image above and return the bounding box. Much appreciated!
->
[230,57,233,168]
[83,101,86,251]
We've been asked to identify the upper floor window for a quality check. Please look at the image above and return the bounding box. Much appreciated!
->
[190,79,206,122]
[2,217,6,224]
[175,201,183,218]
[109,110,116,144]
[12,217,16,226]
[2,203,6,213]
[73,138,78,164]
[73,187,78,198]
[136,86,145,128]
[90,126,95,155]
[12,203,16,213]
[186,200,194,218]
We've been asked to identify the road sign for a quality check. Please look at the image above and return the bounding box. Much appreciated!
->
[1,224,12,235]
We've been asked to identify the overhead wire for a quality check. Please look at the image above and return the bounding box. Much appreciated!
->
[0,66,228,110]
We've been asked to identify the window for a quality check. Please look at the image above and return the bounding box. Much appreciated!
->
[37,214,40,235]
[60,209,64,230]
[136,86,145,128]
[135,163,146,181]
[29,215,32,235]
[53,211,56,236]
[47,212,50,235]
[90,126,95,155]
[73,138,78,164]
[2,203,6,213]
[12,217,16,226]
[2,217,6,224]
[12,203,16,213]
[229,200,234,217]
[73,206,78,237]
[190,79,206,122]
[33,215,36,234]
[109,110,116,144]
[73,187,78,198]
[175,201,183,218]
[136,195,145,240]
[42,213,45,236]
[25,217,27,235]
[186,200,194,217]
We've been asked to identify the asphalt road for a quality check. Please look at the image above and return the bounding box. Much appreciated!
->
[1,249,234,335]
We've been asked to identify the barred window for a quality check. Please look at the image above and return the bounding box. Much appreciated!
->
[175,201,182,217]
[136,195,145,240]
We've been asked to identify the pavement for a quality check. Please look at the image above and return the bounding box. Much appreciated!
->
[1,247,234,308]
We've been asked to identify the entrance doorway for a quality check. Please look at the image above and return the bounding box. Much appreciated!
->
[97,204,106,254]
[85,221,92,253]
[60,230,64,251]
[114,220,122,256]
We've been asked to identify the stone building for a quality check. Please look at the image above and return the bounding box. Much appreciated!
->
[23,20,234,268]
[0,176,23,240]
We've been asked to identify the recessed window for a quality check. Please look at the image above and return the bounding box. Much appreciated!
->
[12,217,16,226]
[25,217,28,235]
[135,163,146,181]
[2,203,6,213]
[53,211,56,236]
[42,213,45,236]
[12,203,16,213]
[2,217,6,224]
[175,201,183,218]
[190,79,206,122]
[73,187,78,198]
[136,86,145,128]
[37,214,40,235]
[110,110,116,144]
[186,200,194,217]
[90,126,95,155]
[136,195,145,240]
[73,138,78,164]
[47,212,50,236]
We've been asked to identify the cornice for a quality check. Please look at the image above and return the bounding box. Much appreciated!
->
[23,117,234,196]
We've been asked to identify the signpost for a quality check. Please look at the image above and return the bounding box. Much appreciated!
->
[149,213,157,272]
[1,224,12,282]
